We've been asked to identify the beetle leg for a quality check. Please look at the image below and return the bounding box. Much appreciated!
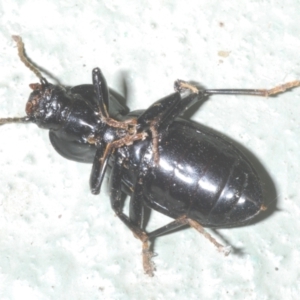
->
[204,80,300,97]
[92,68,110,119]
[90,130,147,194]
[110,159,155,276]
[137,86,204,163]
[139,80,205,133]
[137,86,202,131]
[186,218,231,256]
[92,68,139,131]
[155,87,204,131]
[89,142,112,194]
[129,180,145,229]
[137,92,182,162]
[137,92,182,129]
[261,80,300,96]
[147,218,188,239]
[147,216,230,256]
[175,80,200,94]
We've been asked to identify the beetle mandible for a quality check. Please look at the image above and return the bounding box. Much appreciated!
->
[1,36,299,276]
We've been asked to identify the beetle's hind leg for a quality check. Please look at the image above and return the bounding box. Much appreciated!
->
[137,83,204,164]
[137,81,203,132]
[148,216,230,256]
[204,80,300,97]
[187,218,231,255]
[262,81,300,96]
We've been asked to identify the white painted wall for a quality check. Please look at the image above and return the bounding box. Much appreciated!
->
[0,1,299,299]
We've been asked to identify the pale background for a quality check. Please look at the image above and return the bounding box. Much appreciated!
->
[0,1,299,299]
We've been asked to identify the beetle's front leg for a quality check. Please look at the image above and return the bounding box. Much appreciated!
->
[92,68,110,119]
[109,158,155,276]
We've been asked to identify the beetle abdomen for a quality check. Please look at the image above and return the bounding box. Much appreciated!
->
[188,154,262,227]
[144,119,263,227]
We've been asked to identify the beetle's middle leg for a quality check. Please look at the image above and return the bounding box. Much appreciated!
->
[109,158,155,276]
[148,216,230,256]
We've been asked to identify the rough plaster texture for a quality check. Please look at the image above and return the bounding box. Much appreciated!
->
[0,1,300,299]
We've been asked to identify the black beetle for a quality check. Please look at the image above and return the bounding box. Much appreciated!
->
[1,36,299,276]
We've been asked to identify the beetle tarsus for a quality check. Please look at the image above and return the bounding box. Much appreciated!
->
[187,218,229,255]
[142,241,156,277]
[263,80,300,96]
[220,246,231,256]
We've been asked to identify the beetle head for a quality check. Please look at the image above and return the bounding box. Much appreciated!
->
[26,78,71,130]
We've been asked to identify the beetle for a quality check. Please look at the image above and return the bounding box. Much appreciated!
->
[1,36,299,276]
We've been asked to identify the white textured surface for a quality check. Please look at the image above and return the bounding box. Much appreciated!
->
[0,1,300,299]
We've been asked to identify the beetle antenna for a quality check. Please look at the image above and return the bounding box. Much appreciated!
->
[0,116,31,126]
[12,35,43,80]
[12,36,63,86]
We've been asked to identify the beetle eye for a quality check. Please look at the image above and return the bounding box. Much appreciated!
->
[26,90,42,115]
